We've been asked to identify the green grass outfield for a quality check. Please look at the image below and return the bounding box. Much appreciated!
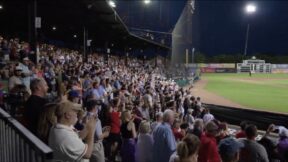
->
[202,73,288,113]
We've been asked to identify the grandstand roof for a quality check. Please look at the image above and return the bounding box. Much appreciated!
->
[0,0,170,51]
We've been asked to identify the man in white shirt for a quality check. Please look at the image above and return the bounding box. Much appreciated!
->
[203,108,215,124]
[48,101,97,162]
[19,57,32,93]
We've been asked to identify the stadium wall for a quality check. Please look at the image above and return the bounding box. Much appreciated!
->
[185,63,288,74]
[205,103,288,130]
[186,63,236,73]
[271,64,288,73]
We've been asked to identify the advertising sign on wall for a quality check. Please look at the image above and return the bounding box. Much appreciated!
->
[272,64,288,73]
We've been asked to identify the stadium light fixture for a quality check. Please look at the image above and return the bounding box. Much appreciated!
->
[144,0,151,5]
[243,3,257,56]
[73,34,77,38]
[245,4,256,14]
[108,0,116,8]
[0,5,3,10]
[52,26,56,31]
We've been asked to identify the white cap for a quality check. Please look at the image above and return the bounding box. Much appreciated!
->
[23,57,29,61]
[188,109,194,114]
[15,66,23,71]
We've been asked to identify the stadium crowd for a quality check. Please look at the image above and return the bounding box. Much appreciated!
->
[1,35,288,162]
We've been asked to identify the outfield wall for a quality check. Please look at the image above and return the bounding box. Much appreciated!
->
[185,63,288,74]
[186,63,236,73]
[272,64,288,73]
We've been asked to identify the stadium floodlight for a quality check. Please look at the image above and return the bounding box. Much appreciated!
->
[73,34,77,38]
[144,0,151,5]
[243,3,257,56]
[0,5,3,10]
[108,0,116,8]
[52,26,56,31]
[245,4,256,14]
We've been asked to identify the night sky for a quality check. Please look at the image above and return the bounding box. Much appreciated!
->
[116,1,288,56]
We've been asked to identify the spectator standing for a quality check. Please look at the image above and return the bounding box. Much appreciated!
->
[37,103,58,144]
[277,126,288,161]
[107,99,122,161]
[235,121,248,139]
[185,108,195,128]
[120,110,137,162]
[189,119,204,139]
[259,124,280,162]
[152,109,177,162]
[238,124,269,162]
[198,120,221,162]
[169,134,200,162]
[218,137,244,162]
[24,78,48,135]
[151,112,163,132]
[8,66,23,90]
[48,101,97,161]
[19,57,32,93]
[86,100,110,162]
[264,124,288,161]
[136,121,154,162]
[172,119,185,141]
[202,108,214,124]
[67,90,81,104]
[196,97,202,107]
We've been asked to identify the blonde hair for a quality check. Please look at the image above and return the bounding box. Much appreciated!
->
[176,134,200,161]
[121,110,131,123]
[138,120,151,134]
[37,103,59,144]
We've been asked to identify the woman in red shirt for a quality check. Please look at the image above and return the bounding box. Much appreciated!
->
[107,99,122,161]
[172,119,185,142]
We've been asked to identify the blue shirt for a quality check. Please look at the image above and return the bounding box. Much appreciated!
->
[97,85,106,97]
[92,89,101,100]
[114,80,121,90]
[152,122,176,162]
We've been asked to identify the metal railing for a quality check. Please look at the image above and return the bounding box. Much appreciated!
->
[0,108,53,162]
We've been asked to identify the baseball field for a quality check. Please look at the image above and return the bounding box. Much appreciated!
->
[196,73,288,114]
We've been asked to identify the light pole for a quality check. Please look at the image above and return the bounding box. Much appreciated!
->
[244,4,256,56]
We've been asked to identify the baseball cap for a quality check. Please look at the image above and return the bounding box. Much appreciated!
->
[218,137,244,156]
[187,108,193,114]
[55,101,82,118]
[15,66,23,71]
[23,57,29,61]
[68,90,80,98]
